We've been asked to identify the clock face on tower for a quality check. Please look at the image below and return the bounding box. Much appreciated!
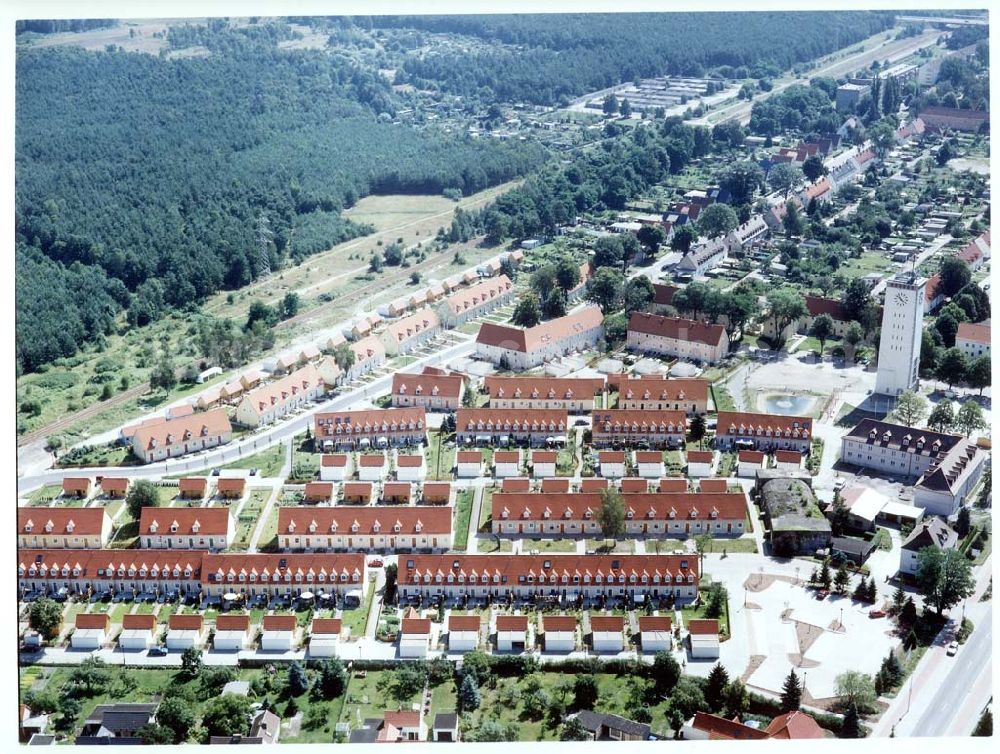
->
[893,291,908,306]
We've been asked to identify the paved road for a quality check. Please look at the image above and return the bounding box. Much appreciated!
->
[17,339,476,496]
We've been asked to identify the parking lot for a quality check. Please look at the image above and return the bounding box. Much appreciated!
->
[690,553,899,703]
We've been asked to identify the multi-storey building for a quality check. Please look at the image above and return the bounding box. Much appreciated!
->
[490,492,747,538]
[391,372,465,411]
[381,308,441,356]
[475,306,604,370]
[138,508,235,551]
[233,362,336,428]
[438,275,515,327]
[17,508,112,550]
[715,411,813,453]
[591,410,687,448]
[314,408,427,450]
[397,554,699,603]
[18,550,203,597]
[275,507,453,552]
[616,377,709,416]
[199,553,366,599]
[130,408,232,464]
[955,322,990,360]
[456,409,568,447]
[875,274,926,397]
[626,313,729,364]
[483,376,605,412]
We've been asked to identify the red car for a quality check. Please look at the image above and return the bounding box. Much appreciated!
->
[815,589,829,600]
[869,609,886,619]
[368,558,384,568]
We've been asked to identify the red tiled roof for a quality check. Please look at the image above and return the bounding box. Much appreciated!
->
[448,615,481,631]
[687,451,713,463]
[956,321,990,345]
[805,295,847,321]
[690,712,769,741]
[590,615,624,632]
[76,613,109,630]
[688,619,719,635]
[638,616,672,631]
[311,618,342,635]
[635,451,663,463]
[444,275,513,314]
[396,454,425,468]
[458,408,568,435]
[18,507,106,537]
[621,478,649,493]
[581,478,609,491]
[304,482,335,500]
[492,492,747,523]
[241,364,321,415]
[217,477,246,494]
[502,478,531,492]
[392,372,464,400]
[627,312,726,347]
[653,283,679,306]
[401,617,431,634]
[216,615,250,631]
[541,478,571,493]
[385,710,421,729]
[476,306,603,353]
[457,451,482,464]
[619,377,709,404]
[314,407,426,438]
[358,454,387,467]
[343,482,373,498]
[532,451,558,463]
[349,335,386,363]
[62,477,92,493]
[132,409,232,453]
[659,479,688,492]
[100,477,130,494]
[716,411,812,439]
[122,614,156,630]
[169,614,204,630]
[263,615,296,631]
[139,507,231,536]
[381,482,412,500]
[494,450,521,463]
[775,450,802,463]
[399,554,699,586]
[384,307,440,344]
[543,615,577,632]
[699,479,728,493]
[484,376,605,401]
[322,454,349,467]
[739,450,766,463]
[599,451,626,463]
[279,506,450,535]
[179,477,209,495]
[925,273,944,303]
[592,410,687,436]
[201,553,365,586]
[422,482,451,502]
[19,550,202,583]
[764,711,826,739]
[496,615,529,631]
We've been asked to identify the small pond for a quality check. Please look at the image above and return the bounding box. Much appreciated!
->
[761,393,816,416]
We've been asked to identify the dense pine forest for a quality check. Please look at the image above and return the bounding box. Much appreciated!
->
[15,11,898,374]
[381,12,896,104]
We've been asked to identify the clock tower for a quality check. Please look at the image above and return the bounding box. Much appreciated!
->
[875,273,927,396]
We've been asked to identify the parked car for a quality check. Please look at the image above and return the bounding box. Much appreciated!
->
[249,468,259,476]
[368,558,384,568]
[148,647,168,657]
[868,609,886,619]
[833,478,846,491]
[211,468,221,476]
[574,419,589,426]
[815,589,829,600]
[947,640,959,656]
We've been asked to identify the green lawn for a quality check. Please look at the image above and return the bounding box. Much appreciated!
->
[680,600,729,637]
[710,384,737,412]
[222,443,286,477]
[425,430,456,480]
[703,537,758,554]
[342,580,376,638]
[55,442,136,468]
[586,539,635,553]
[556,433,577,476]
[230,489,270,551]
[338,670,422,732]
[522,538,578,553]
[478,488,494,532]
[453,489,475,551]
[26,484,61,506]
[256,503,280,552]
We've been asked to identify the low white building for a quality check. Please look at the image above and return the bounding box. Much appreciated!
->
[899,519,958,576]
[396,453,426,482]
[261,616,296,652]
[639,616,672,653]
[358,454,388,481]
[688,619,720,659]
[399,617,431,658]
[686,450,714,477]
[775,450,803,471]
[541,615,576,653]
[531,451,557,478]
[635,451,664,479]
[599,452,626,479]
[119,615,156,651]
[447,614,480,652]
[71,614,109,650]
[309,618,343,657]
[590,615,624,653]
[166,614,204,650]
[456,451,483,478]
[494,451,522,478]
[737,450,766,478]
[214,616,251,652]
[320,454,352,482]
[496,615,529,652]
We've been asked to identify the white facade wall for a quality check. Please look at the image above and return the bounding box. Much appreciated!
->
[214,631,249,651]
[308,636,340,657]
[320,463,350,482]
[592,631,623,652]
[400,636,429,658]
[71,630,105,650]
[532,462,556,478]
[600,462,625,479]
[167,630,202,650]
[497,630,527,651]
[261,632,293,652]
[640,630,671,652]
[457,462,482,478]
[448,631,479,652]
[544,632,575,652]
[687,461,713,478]
[119,630,154,650]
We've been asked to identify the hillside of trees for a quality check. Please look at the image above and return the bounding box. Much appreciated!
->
[15,28,545,373]
[381,12,896,105]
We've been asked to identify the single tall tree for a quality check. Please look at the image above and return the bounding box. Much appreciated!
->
[511,293,542,327]
[927,401,955,433]
[892,390,929,427]
[126,479,160,520]
[956,400,986,437]
[705,663,731,712]
[780,668,802,711]
[809,314,836,356]
[597,487,626,546]
[916,546,975,615]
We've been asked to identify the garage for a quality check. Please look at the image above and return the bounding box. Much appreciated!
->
[688,618,720,659]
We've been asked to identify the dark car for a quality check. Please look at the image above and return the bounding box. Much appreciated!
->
[148,646,168,657]
[211,468,221,476]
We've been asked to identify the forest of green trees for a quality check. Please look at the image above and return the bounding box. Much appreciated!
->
[15,26,544,373]
[381,12,895,104]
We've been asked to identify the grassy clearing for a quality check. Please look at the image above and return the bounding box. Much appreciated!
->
[256,502,281,552]
[26,484,62,506]
[425,430,456,481]
[680,600,729,637]
[55,442,136,468]
[710,384,737,412]
[223,443,286,477]
[338,669,422,733]
[477,488,494,532]
[453,489,475,551]
[230,489,271,551]
[586,539,635,554]
[521,539,579,553]
[342,580,377,639]
[704,537,758,554]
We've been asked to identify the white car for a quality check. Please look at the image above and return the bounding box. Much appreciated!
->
[947,640,959,656]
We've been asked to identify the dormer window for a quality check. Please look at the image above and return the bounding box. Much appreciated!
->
[24,521,33,533]
[170,522,178,533]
